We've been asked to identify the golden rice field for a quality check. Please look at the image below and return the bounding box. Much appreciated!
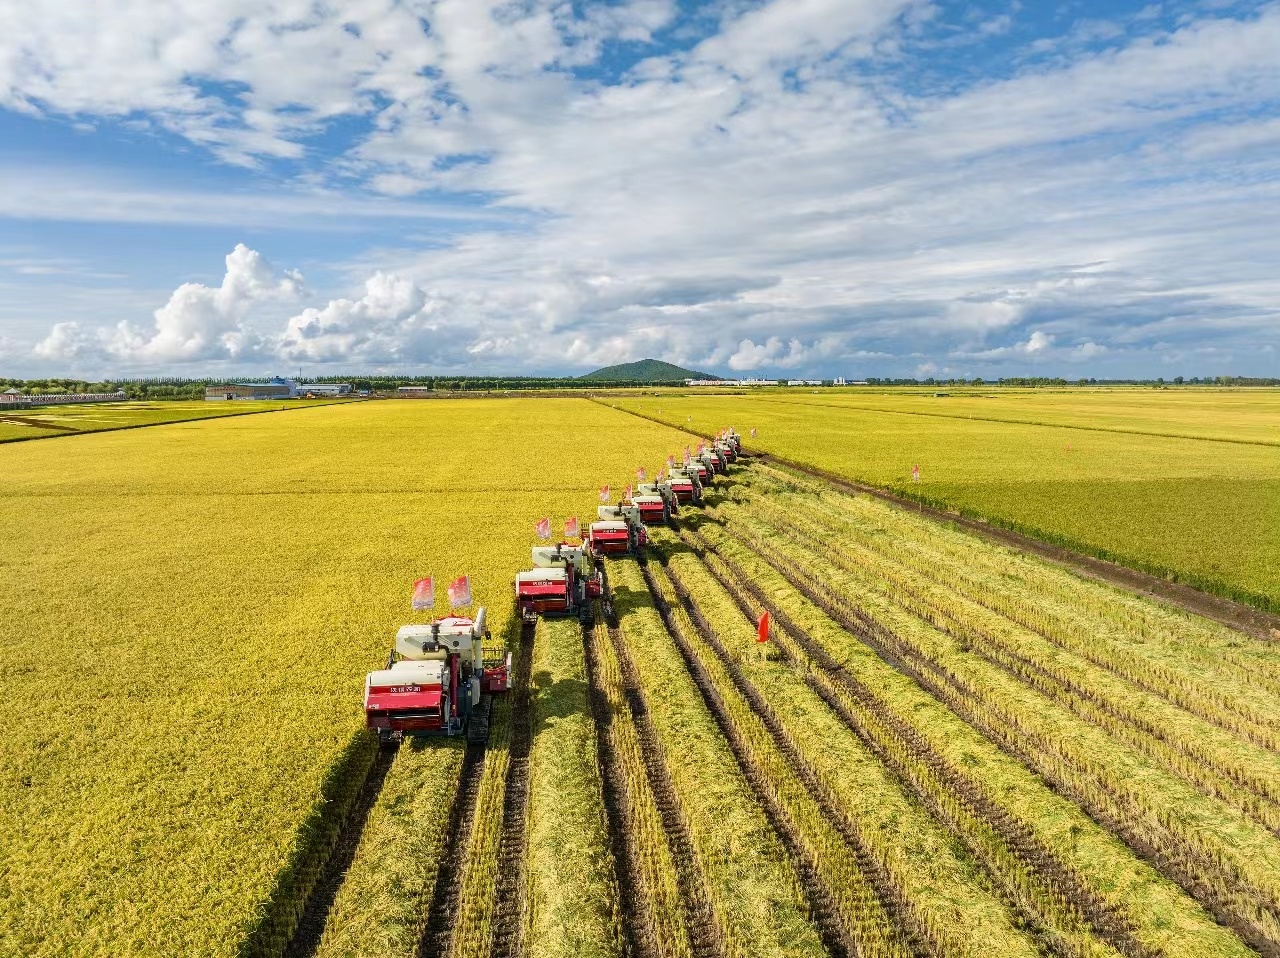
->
[607,389,1280,611]
[0,398,342,443]
[6,395,1280,958]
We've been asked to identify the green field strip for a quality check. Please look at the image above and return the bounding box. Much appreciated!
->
[312,740,466,958]
[526,617,623,958]
[651,544,1048,958]
[720,501,1280,951]
[609,559,828,958]
[690,516,1255,958]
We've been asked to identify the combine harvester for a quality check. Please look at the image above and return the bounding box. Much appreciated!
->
[364,607,511,746]
[514,542,602,624]
[667,463,704,505]
[632,478,679,525]
[590,501,648,556]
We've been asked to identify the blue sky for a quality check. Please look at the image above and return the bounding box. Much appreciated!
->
[1,0,1278,379]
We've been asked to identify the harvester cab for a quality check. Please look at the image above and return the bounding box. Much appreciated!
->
[685,456,712,486]
[515,543,602,624]
[633,480,677,524]
[364,607,510,746]
[667,465,703,505]
[590,503,648,556]
[699,447,726,475]
[714,439,738,464]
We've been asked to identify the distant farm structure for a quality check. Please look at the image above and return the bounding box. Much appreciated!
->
[1,388,127,407]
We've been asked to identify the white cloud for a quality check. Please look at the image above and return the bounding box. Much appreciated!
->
[278,271,427,363]
[727,336,813,371]
[109,244,302,363]
[8,2,1280,377]
[32,321,97,361]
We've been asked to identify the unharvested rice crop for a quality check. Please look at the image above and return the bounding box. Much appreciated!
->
[0,399,688,957]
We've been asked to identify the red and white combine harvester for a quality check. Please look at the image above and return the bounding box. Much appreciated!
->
[515,542,602,624]
[632,479,678,525]
[364,608,510,746]
[722,428,743,454]
[685,455,712,486]
[700,446,726,475]
[590,502,647,556]
[667,464,704,505]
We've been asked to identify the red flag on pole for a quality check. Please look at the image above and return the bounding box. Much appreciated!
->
[667,454,675,470]
[757,610,771,643]
[912,464,920,483]
[637,466,647,483]
[535,517,552,540]
[683,445,691,460]
[565,517,580,539]
[447,575,471,609]
[599,484,611,503]
[412,577,434,611]
[624,485,633,502]
[750,427,757,438]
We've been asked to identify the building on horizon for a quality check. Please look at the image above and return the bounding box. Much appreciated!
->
[204,378,297,401]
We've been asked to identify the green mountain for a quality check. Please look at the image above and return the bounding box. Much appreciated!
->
[580,358,719,381]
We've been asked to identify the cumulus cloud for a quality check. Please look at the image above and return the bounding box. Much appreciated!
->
[32,321,99,361]
[108,244,302,363]
[278,272,428,363]
[32,244,302,365]
[8,2,1280,377]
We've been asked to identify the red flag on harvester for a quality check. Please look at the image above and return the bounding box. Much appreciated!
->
[412,577,434,611]
[757,610,771,643]
[637,466,647,483]
[565,517,580,539]
[624,485,633,502]
[600,484,611,503]
[448,575,471,609]
[667,454,676,470]
[535,517,552,540]
[683,445,691,460]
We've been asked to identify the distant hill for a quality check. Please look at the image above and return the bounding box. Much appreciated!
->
[580,358,719,381]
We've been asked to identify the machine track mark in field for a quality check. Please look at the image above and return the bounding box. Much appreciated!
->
[604,573,724,958]
[284,743,399,958]
[721,519,1280,957]
[419,742,488,958]
[681,524,1150,958]
[581,608,661,958]
[490,622,537,958]
[653,557,939,958]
